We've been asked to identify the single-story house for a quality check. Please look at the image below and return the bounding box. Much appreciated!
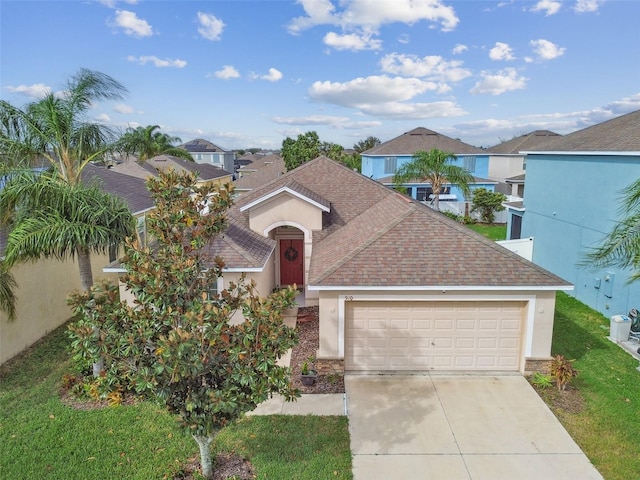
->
[516,109,640,318]
[133,156,570,374]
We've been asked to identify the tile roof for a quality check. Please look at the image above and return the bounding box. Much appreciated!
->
[233,156,569,288]
[362,127,485,156]
[487,130,561,153]
[528,110,640,152]
[180,138,228,153]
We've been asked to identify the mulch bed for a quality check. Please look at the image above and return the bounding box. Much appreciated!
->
[289,306,345,394]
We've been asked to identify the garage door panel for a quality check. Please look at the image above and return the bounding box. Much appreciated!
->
[345,301,524,371]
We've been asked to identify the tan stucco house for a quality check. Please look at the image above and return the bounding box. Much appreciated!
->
[196,156,572,374]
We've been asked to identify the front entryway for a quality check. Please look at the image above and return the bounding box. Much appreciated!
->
[279,238,304,286]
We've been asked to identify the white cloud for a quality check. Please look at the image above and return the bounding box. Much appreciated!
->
[379,53,471,83]
[98,0,138,8]
[452,43,468,54]
[308,75,438,107]
[214,65,240,79]
[530,0,562,15]
[357,101,467,119]
[251,68,283,82]
[287,0,459,51]
[323,31,382,51]
[5,83,50,98]
[111,10,153,37]
[197,12,225,41]
[114,103,135,114]
[574,0,604,13]
[95,113,111,123]
[470,68,527,95]
[489,42,515,61]
[272,115,350,126]
[127,55,187,68]
[530,39,566,60]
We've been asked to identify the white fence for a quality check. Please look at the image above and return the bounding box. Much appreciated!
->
[424,201,510,224]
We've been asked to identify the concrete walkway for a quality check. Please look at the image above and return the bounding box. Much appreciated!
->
[248,392,346,416]
[346,374,603,480]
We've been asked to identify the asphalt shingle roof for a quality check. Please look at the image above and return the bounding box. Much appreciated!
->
[233,156,569,288]
[82,164,154,214]
[110,155,232,182]
[234,154,285,192]
[180,138,228,153]
[362,127,485,156]
[487,130,561,154]
[528,110,640,152]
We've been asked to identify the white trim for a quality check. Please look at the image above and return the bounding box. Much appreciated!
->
[339,293,538,369]
[308,284,573,291]
[522,151,640,156]
[239,186,330,213]
[104,266,266,274]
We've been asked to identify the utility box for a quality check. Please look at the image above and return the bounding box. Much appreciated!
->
[610,315,631,342]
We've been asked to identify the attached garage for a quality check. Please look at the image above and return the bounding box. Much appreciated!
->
[345,301,526,372]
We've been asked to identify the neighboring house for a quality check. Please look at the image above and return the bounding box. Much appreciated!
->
[111,156,571,374]
[516,109,640,317]
[487,130,561,197]
[361,127,495,203]
[234,154,285,196]
[0,165,154,365]
[180,139,235,174]
[110,154,233,187]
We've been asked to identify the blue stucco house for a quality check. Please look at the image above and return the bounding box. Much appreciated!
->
[361,127,496,203]
[513,109,640,317]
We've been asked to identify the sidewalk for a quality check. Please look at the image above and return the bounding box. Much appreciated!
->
[249,393,347,416]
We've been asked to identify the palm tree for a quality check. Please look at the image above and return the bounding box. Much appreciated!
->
[582,178,640,282]
[393,148,474,211]
[0,69,135,301]
[0,68,127,183]
[119,124,193,162]
[0,263,17,320]
[0,170,135,292]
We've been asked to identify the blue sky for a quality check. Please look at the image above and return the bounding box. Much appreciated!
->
[1,0,639,150]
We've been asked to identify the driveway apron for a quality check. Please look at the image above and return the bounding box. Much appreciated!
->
[345,374,603,480]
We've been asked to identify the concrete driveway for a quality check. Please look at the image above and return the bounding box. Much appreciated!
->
[346,374,603,480]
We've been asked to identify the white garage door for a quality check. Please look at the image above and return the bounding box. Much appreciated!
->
[345,301,525,371]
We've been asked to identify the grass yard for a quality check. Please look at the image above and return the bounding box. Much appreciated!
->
[543,292,640,480]
[467,223,507,241]
[0,324,352,480]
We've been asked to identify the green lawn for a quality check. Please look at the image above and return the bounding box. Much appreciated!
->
[544,292,640,480]
[467,223,507,241]
[0,324,352,480]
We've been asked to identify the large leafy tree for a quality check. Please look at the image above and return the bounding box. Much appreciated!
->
[471,188,507,224]
[281,131,344,170]
[582,179,640,282]
[68,170,299,479]
[353,135,381,153]
[0,69,134,318]
[119,124,193,161]
[393,148,474,211]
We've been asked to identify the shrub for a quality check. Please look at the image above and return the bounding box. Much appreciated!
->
[531,372,553,389]
[549,354,578,391]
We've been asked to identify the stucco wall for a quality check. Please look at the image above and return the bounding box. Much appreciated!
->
[248,194,322,235]
[1,252,115,365]
[488,155,524,181]
[315,288,558,371]
[522,154,640,316]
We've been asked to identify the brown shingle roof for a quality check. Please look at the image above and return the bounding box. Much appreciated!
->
[110,155,232,182]
[234,154,285,192]
[202,220,275,270]
[234,156,569,288]
[82,164,154,214]
[529,110,640,152]
[487,130,561,153]
[363,127,484,155]
[180,138,228,153]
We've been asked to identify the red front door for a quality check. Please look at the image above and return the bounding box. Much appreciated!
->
[280,239,304,286]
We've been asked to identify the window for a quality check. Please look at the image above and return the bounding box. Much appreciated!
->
[108,243,118,263]
[416,187,432,202]
[204,276,221,301]
[384,156,397,174]
[463,155,476,172]
[136,216,147,247]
